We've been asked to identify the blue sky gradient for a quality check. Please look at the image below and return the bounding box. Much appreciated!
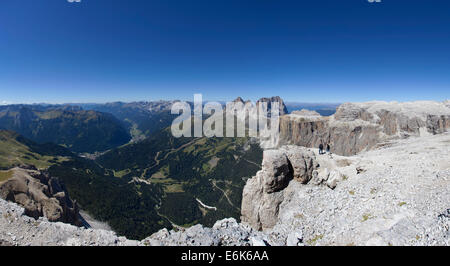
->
[1,0,449,104]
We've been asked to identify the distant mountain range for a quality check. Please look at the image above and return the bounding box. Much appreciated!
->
[77,101,178,142]
[284,102,340,116]
[0,100,337,153]
[0,105,131,153]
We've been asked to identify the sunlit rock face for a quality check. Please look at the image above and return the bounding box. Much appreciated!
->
[241,146,318,231]
[279,100,450,156]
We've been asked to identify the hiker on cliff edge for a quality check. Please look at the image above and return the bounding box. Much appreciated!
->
[326,143,330,154]
[319,143,324,155]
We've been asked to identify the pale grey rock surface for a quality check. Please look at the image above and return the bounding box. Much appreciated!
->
[279,100,450,156]
[241,146,318,231]
[256,133,450,246]
[0,198,139,246]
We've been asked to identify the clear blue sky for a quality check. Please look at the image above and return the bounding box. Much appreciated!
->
[1,0,449,104]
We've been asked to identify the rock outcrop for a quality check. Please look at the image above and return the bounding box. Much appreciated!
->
[256,96,288,115]
[279,100,450,156]
[2,100,450,246]
[241,146,318,230]
[0,167,81,226]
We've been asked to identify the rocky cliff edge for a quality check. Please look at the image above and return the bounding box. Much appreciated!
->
[279,100,450,156]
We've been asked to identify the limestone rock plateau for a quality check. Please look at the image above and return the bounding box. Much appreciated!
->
[279,100,450,156]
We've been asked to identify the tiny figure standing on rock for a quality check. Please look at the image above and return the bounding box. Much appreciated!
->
[319,143,324,155]
[326,144,330,154]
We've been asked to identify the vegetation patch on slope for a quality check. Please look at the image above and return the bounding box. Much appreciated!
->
[0,130,71,170]
[96,128,263,228]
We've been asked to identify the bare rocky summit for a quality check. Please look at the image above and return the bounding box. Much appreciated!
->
[230,96,288,116]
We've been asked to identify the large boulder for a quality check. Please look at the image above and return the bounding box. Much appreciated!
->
[241,146,318,231]
[261,150,292,193]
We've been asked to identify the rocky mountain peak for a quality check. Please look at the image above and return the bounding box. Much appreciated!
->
[232,97,245,103]
[256,96,288,115]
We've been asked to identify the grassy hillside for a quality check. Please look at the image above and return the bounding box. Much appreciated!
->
[48,159,172,240]
[0,106,131,153]
[0,130,71,170]
[0,130,171,240]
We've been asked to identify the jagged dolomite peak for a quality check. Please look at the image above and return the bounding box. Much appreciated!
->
[226,96,288,149]
[290,109,321,118]
[256,96,289,116]
[279,100,450,156]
